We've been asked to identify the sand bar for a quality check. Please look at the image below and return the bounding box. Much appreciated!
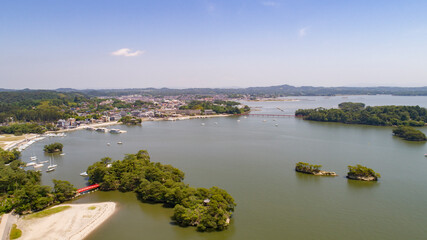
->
[16,202,116,240]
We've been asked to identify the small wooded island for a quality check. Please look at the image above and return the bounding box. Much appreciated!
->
[347,165,381,181]
[296,102,427,127]
[295,162,337,176]
[87,150,236,232]
[119,116,142,125]
[43,142,63,153]
[392,126,427,141]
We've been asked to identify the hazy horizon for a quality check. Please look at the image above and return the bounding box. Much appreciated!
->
[1,1,427,89]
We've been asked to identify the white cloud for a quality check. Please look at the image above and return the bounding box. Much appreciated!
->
[299,27,308,37]
[261,1,279,7]
[111,48,144,57]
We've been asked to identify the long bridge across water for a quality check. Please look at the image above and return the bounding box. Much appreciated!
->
[236,113,296,117]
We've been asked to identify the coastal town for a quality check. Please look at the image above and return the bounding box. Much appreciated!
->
[0,93,250,152]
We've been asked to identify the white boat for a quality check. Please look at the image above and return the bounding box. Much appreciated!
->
[237,120,240,122]
[60,153,65,156]
[30,156,37,161]
[40,160,49,163]
[33,163,44,168]
[80,172,88,177]
[46,158,56,172]
[109,129,122,134]
[117,142,123,144]
[95,128,108,132]
[26,162,36,167]
[107,143,111,146]
[275,124,279,127]
[201,123,205,126]
[47,158,58,168]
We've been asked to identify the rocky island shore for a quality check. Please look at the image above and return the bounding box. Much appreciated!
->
[295,162,337,176]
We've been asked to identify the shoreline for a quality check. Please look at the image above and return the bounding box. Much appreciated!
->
[2,114,231,151]
[16,202,116,240]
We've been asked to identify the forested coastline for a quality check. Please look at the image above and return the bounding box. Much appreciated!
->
[296,102,427,126]
[0,148,76,214]
[87,150,236,232]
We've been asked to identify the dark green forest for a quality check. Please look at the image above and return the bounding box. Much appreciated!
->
[180,100,250,114]
[87,150,236,232]
[296,102,427,126]
[0,148,76,214]
[392,126,427,141]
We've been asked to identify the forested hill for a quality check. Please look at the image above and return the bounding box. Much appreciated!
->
[0,90,87,104]
[0,91,89,123]
[54,85,427,97]
[296,102,427,126]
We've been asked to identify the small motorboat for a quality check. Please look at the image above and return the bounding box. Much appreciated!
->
[26,162,36,167]
[60,153,65,156]
[30,156,37,161]
[80,172,88,177]
[117,142,123,144]
[33,163,44,168]
[107,143,111,146]
[201,123,205,126]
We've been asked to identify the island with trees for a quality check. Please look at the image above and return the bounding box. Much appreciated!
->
[0,148,76,214]
[119,116,142,125]
[86,150,236,232]
[392,126,427,141]
[295,162,337,176]
[295,102,427,126]
[347,165,381,181]
[43,142,64,153]
[179,100,250,114]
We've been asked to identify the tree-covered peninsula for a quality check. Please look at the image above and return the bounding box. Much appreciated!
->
[392,126,427,141]
[347,165,381,181]
[86,150,236,232]
[296,102,427,126]
[0,148,76,214]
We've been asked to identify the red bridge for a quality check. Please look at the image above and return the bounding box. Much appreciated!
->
[236,113,296,117]
[77,184,100,194]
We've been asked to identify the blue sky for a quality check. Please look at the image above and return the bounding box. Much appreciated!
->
[1,0,427,89]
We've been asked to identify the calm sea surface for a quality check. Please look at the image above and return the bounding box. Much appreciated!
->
[21,95,427,239]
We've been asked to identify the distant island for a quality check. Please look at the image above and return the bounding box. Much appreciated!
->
[296,102,427,127]
[392,126,427,141]
[87,150,236,232]
[347,165,380,181]
[295,162,337,176]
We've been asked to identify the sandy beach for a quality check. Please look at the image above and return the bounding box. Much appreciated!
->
[16,202,116,240]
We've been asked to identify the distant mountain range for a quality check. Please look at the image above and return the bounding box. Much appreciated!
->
[2,85,427,97]
[55,85,427,97]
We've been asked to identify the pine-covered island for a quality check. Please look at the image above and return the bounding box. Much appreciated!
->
[296,102,427,141]
[87,150,236,232]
